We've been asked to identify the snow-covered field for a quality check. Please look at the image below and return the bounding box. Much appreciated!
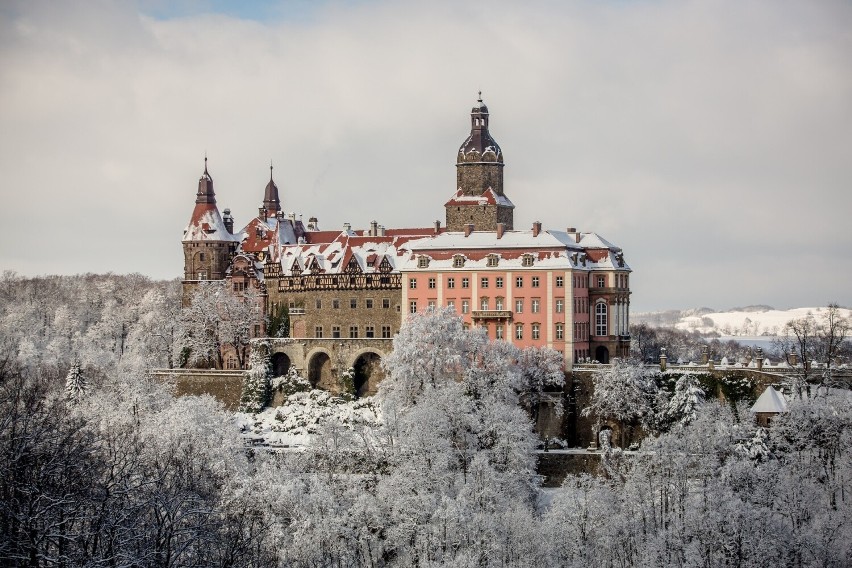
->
[638,306,851,336]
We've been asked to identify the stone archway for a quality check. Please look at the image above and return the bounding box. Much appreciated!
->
[352,351,384,398]
[270,352,291,377]
[308,351,333,391]
[595,346,610,364]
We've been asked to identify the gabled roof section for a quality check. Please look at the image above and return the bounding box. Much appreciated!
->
[751,386,789,414]
[444,188,514,208]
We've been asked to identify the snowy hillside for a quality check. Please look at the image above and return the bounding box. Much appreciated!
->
[635,306,852,336]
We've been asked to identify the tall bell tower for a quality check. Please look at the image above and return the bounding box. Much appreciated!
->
[445,93,514,231]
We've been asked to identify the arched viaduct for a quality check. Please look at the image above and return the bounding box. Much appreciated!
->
[265,338,394,398]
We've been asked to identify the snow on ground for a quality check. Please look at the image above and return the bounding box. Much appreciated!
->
[672,306,851,336]
[235,390,382,448]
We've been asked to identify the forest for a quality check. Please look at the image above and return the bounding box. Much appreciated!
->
[1,272,850,566]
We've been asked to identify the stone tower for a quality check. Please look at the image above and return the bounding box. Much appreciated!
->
[445,93,514,231]
[181,158,239,301]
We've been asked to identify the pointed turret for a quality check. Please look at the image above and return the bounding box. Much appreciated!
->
[196,156,216,204]
[262,163,281,217]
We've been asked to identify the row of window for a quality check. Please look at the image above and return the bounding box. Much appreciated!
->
[311,298,393,309]
[409,297,567,314]
[421,253,539,269]
[315,325,393,339]
[412,273,629,290]
[411,275,564,290]
[478,322,565,341]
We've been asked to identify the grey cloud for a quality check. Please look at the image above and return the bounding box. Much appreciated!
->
[0,0,850,311]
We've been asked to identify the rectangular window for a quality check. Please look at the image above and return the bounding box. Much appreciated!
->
[428,299,436,310]
[315,326,323,338]
[350,298,357,309]
[254,324,261,337]
[315,298,322,309]
[515,324,523,340]
[332,326,341,338]
[495,297,504,310]
[515,276,523,288]
[496,277,504,288]
[515,299,523,313]
[366,299,373,309]
[481,277,489,288]
[480,297,489,310]
[597,276,605,288]
[333,299,340,309]
[349,326,359,338]
[382,298,390,309]
[365,326,375,338]
[556,276,563,287]
[382,325,391,338]
[532,276,540,288]
[447,299,456,310]
[428,277,436,289]
[556,299,563,313]
[496,324,504,339]
[556,323,564,340]
[462,300,469,314]
[462,278,470,289]
[447,277,455,289]
[410,301,417,314]
[532,299,540,313]
[410,278,417,289]
[532,324,540,340]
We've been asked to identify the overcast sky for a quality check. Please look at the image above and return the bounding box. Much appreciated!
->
[1,0,850,311]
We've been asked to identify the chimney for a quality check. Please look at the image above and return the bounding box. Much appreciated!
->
[434,220,441,233]
[496,223,505,239]
[464,223,474,237]
[701,345,709,365]
[576,232,581,243]
[532,221,541,237]
[258,206,265,219]
[788,350,798,366]
[370,220,378,236]
[379,225,386,236]
[756,346,765,371]
[223,208,234,234]
[659,348,668,372]
[343,222,351,233]
[567,227,576,233]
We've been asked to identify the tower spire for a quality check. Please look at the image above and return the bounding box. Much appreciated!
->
[262,161,281,216]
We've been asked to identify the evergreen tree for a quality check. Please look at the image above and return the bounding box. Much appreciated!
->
[64,360,86,403]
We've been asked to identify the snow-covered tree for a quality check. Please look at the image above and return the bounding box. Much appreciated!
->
[64,360,86,404]
[582,358,659,447]
[664,373,705,426]
[239,340,270,413]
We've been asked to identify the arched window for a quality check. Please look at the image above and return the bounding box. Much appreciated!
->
[595,301,608,337]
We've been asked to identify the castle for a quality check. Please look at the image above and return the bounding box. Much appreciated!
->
[182,95,632,390]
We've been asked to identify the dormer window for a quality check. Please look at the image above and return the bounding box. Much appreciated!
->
[522,254,534,267]
[453,255,465,268]
[418,256,430,269]
[487,254,499,267]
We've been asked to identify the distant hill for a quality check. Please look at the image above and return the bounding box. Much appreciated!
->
[633,306,852,337]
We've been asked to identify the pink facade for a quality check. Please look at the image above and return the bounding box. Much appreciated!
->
[399,227,630,367]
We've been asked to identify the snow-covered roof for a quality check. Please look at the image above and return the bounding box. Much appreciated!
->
[182,203,239,242]
[750,386,788,414]
[400,229,630,272]
[444,188,514,208]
